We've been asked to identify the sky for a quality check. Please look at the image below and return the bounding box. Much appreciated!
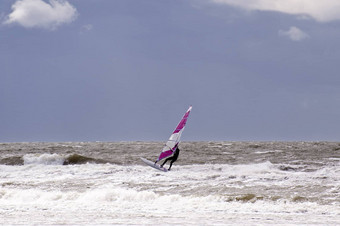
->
[1,0,340,142]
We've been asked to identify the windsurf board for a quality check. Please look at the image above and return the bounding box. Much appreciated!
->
[141,157,168,172]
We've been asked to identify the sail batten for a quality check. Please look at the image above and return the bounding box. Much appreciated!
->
[156,106,192,162]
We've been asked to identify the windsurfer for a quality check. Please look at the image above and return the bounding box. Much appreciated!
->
[160,147,180,170]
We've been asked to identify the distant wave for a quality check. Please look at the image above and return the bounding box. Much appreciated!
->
[63,154,110,165]
[0,156,24,165]
[0,153,112,166]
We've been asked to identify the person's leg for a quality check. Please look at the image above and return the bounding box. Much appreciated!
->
[160,159,168,167]
[161,156,173,167]
[168,159,176,170]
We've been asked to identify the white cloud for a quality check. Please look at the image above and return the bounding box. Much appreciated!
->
[79,24,93,35]
[4,0,78,30]
[211,0,340,22]
[82,24,93,31]
[279,26,309,41]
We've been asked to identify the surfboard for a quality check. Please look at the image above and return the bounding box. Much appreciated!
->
[141,157,168,172]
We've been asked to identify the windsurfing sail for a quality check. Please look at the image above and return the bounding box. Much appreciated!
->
[156,106,192,162]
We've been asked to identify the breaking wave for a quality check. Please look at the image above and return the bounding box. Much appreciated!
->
[63,154,109,165]
[24,153,65,165]
[0,153,111,166]
[0,156,24,165]
[0,185,334,217]
[0,186,318,205]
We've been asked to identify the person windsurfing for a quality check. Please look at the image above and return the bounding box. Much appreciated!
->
[159,147,180,171]
[150,105,191,172]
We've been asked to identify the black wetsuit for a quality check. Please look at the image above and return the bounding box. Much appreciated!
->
[161,148,180,170]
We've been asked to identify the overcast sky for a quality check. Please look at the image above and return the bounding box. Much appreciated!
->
[1,0,340,142]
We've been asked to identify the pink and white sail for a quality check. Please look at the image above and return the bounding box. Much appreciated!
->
[156,106,192,162]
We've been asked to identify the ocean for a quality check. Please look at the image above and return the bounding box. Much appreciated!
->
[0,141,339,225]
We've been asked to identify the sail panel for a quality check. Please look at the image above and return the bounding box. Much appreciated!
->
[158,149,173,160]
[173,108,191,133]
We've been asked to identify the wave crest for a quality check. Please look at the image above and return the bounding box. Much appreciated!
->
[63,154,109,165]
[24,153,65,165]
[0,153,111,166]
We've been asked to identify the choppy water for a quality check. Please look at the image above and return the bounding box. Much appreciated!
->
[0,141,339,225]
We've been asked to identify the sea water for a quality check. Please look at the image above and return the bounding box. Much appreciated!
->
[0,142,339,225]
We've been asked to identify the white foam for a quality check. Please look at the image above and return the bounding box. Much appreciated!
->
[254,149,283,154]
[0,185,338,225]
[23,153,65,165]
[0,163,339,225]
